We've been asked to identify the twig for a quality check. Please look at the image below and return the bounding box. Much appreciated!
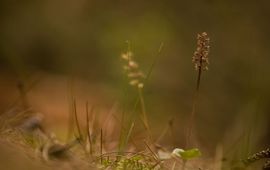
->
[86,101,93,155]
[143,140,159,161]
[100,128,103,164]
[73,99,82,139]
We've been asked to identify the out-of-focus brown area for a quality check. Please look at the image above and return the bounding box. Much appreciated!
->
[0,0,269,160]
[0,139,49,170]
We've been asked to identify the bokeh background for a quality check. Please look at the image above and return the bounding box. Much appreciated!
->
[0,0,269,158]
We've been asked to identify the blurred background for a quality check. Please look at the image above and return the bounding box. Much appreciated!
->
[0,0,269,158]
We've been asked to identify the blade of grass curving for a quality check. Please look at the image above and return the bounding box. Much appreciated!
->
[113,113,138,152]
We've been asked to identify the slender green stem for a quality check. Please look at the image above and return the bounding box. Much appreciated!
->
[123,122,135,150]
[113,114,138,152]
[138,87,152,141]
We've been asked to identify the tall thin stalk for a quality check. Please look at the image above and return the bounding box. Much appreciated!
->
[73,99,82,140]
[100,128,103,164]
[186,32,210,147]
[86,101,93,156]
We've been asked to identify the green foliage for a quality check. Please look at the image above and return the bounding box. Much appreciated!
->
[172,148,201,160]
[100,155,159,170]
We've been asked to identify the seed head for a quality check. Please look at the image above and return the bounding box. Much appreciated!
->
[192,32,210,71]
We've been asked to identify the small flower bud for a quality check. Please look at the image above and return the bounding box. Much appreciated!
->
[129,79,139,86]
[138,83,144,89]
[128,61,138,68]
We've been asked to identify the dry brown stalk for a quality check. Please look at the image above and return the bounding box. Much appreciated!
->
[186,32,210,147]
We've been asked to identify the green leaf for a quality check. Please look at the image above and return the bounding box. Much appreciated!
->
[172,148,201,160]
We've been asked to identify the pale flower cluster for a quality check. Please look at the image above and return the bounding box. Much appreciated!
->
[121,51,145,89]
